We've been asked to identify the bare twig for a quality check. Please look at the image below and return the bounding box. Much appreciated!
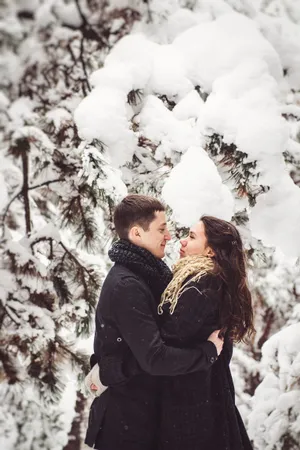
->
[21,151,31,235]
[74,0,88,26]
[5,305,21,326]
[79,37,91,94]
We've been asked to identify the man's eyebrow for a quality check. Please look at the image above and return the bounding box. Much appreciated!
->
[189,231,196,236]
[159,222,167,227]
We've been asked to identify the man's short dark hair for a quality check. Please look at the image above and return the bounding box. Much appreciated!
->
[114,194,165,239]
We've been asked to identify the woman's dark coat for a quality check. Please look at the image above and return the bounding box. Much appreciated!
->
[85,261,218,450]
[158,274,253,450]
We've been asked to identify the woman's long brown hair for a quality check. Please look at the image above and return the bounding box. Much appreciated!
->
[201,216,255,343]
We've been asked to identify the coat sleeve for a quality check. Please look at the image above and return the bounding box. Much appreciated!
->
[110,276,218,376]
[161,278,219,344]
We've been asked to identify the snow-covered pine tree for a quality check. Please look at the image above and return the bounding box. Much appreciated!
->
[0,0,140,448]
[73,1,300,448]
[1,0,300,449]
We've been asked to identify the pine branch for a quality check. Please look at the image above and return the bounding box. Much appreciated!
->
[142,0,153,23]
[0,348,22,383]
[195,85,209,102]
[53,149,79,175]
[29,178,65,191]
[59,241,96,282]
[53,272,72,306]
[127,89,143,106]
[73,0,107,44]
[29,291,56,311]
[77,197,91,246]
[207,133,268,206]
[1,178,63,238]
[158,94,176,111]
[232,209,249,226]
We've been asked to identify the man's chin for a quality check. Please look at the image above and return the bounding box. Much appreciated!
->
[158,247,166,259]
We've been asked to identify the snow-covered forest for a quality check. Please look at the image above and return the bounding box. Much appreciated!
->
[1,0,300,449]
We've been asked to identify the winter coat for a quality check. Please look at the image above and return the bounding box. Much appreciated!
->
[158,273,253,450]
[85,241,218,450]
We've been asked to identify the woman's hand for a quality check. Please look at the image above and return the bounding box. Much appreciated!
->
[207,330,224,356]
[84,364,108,397]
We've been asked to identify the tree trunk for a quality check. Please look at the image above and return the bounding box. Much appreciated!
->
[63,391,87,450]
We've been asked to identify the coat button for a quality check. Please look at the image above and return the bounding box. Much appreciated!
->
[117,337,122,342]
[210,356,216,363]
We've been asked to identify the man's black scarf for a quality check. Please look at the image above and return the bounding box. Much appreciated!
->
[109,239,173,299]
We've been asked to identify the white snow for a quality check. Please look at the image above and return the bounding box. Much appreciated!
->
[79,146,128,200]
[89,64,133,93]
[173,12,282,91]
[0,270,15,305]
[28,224,62,243]
[0,171,8,213]
[199,59,289,186]
[8,98,38,127]
[148,44,193,99]
[6,241,48,277]
[53,0,82,28]
[248,324,300,448]
[45,108,73,132]
[258,13,300,91]
[74,9,300,256]
[173,90,204,121]
[250,178,300,257]
[0,91,9,110]
[139,95,199,160]
[162,146,234,226]
[165,8,199,42]
[105,34,158,90]
[74,86,137,167]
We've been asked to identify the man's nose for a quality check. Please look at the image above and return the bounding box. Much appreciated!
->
[165,230,171,241]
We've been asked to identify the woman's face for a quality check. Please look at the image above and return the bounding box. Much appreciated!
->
[180,221,214,258]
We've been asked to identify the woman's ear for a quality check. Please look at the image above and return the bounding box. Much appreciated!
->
[206,247,215,257]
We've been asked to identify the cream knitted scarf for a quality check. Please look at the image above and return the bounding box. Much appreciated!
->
[158,255,215,315]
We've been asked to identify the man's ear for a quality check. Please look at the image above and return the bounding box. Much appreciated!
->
[128,225,141,242]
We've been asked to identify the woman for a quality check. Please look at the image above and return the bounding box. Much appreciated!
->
[157,215,255,450]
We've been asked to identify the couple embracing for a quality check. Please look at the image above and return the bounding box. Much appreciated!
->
[85,194,254,450]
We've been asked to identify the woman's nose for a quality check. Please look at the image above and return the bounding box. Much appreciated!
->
[180,239,187,246]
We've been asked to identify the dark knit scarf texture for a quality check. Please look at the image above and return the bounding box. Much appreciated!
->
[109,239,173,300]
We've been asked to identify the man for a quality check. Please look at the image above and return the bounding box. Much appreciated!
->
[85,195,223,450]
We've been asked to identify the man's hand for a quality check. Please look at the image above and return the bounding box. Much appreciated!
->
[207,330,224,356]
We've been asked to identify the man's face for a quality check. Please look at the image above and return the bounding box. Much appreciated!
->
[179,220,213,258]
[130,211,171,259]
